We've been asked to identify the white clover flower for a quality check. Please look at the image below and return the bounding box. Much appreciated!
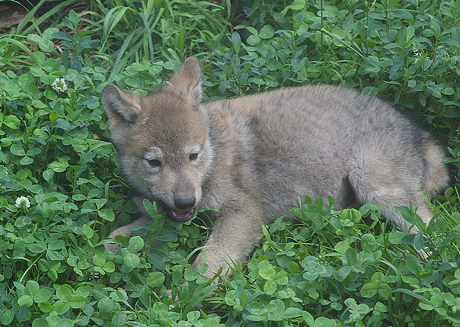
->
[15,196,30,209]
[51,78,68,93]
[0,91,6,97]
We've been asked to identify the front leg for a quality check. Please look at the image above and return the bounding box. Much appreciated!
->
[192,204,266,277]
[105,195,164,253]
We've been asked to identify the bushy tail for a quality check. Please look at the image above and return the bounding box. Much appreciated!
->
[422,135,450,197]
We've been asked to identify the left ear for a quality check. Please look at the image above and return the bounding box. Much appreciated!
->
[166,56,202,106]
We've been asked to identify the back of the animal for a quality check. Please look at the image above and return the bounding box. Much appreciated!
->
[225,85,449,232]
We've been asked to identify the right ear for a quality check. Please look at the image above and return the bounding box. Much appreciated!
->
[101,84,142,126]
[166,56,202,107]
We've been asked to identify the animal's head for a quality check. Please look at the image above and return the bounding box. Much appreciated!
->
[101,57,214,223]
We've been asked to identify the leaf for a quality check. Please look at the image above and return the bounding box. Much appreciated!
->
[18,294,34,307]
[127,236,144,252]
[184,268,199,281]
[303,270,318,281]
[72,139,88,153]
[318,264,333,278]
[103,262,115,273]
[48,161,68,172]
[302,311,315,325]
[301,256,318,269]
[0,165,7,180]
[53,31,73,42]
[25,280,40,297]
[48,269,58,282]
[146,272,165,287]
[93,254,106,267]
[282,307,303,319]
[441,87,455,95]
[361,234,378,253]
[39,39,55,53]
[334,240,350,254]
[245,314,265,322]
[56,284,73,301]
[32,318,48,327]
[54,118,72,130]
[143,199,158,217]
[26,147,41,156]
[81,224,94,238]
[98,209,115,222]
[231,31,241,45]
[259,25,275,39]
[247,35,260,46]
[413,232,425,250]
[0,309,14,325]
[419,302,434,311]
[389,231,405,244]
[392,9,413,19]
[264,280,277,295]
[79,38,100,50]
[288,261,300,274]
[198,262,208,275]
[27,34,42,44]
[365,56,380,73]
[68,294,85,309]
[47,250,64,261]
[336,266,352,282]
[259,265,276,280]
[43,169,54,182]
[15,216,31,228]
[34,289,51,304]
[3,115,21,128]
[10,144,25,156]
[97,297,114,313]
[341,208,362,223]
[27,243,47,254]
[77,96,99,106]
[405,25,415,42]
[123,253,140,269]
[345,248,358,265]
[290,0,306,10]
[360,272,392,298]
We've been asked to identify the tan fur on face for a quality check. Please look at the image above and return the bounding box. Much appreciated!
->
[101,56,449,277]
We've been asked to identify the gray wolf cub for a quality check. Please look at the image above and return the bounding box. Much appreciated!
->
[101,57,449,277]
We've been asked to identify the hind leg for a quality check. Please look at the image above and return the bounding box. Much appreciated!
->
[348,150,433,233]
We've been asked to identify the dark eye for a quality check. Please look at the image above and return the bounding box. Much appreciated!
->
[147,159,161,168]
[189,153,199,161]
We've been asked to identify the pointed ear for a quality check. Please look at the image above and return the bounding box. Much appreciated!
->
[101,84,142,126]
[166,56,202,106]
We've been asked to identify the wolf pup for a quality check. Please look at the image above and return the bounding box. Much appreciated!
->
[101,56,449,277]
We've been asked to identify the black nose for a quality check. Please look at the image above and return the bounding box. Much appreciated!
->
[174,196,196,210]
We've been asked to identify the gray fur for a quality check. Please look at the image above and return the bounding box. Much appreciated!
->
[101,57,449,277]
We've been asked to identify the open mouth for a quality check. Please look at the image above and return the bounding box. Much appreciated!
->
[171,208,195,223]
